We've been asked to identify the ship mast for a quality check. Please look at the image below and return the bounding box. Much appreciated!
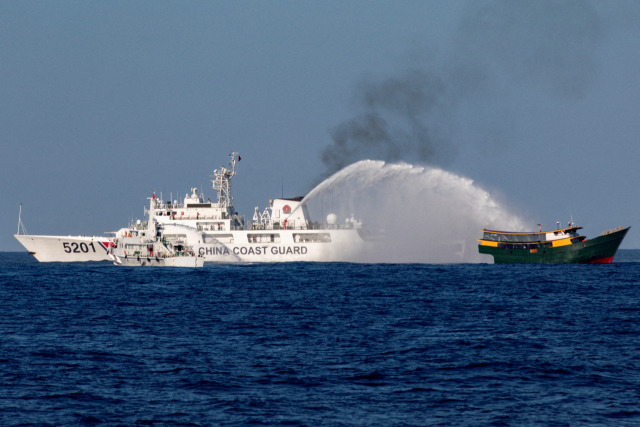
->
[211,152,238,211]
[16,203,28,235]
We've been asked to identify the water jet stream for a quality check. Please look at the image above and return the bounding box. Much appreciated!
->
[301,160,526,263]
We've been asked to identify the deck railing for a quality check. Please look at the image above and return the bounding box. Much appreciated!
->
[600,226,624,236]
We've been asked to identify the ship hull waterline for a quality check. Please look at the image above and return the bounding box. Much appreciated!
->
[110,254,204,268]
[478,227,629,264]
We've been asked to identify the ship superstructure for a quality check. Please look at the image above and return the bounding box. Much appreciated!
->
[140,153,365,262]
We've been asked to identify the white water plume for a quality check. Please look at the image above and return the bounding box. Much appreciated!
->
[302,160,526,263]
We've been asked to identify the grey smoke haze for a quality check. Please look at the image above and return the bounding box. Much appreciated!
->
[321,0,604,177]
[322,70,454,176]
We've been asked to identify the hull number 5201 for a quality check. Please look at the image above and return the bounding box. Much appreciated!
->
[63,242,97,253]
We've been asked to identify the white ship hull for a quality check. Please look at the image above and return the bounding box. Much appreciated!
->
[110,254,204,267]
[14,228,365,264]
[14,234,113,262]
[192,229,364,263]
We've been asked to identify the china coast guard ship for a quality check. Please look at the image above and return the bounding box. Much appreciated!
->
[14,204,114,262]
[123,153,365,263]
[15,153,366,263]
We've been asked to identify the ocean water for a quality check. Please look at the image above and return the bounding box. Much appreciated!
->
[1,252,640,426]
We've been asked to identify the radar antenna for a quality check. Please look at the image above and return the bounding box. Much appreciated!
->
[211,152,239,210]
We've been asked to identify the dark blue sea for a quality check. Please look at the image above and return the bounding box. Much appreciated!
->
[2,252,640,426]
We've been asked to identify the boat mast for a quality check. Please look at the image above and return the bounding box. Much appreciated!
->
[211,152,238,210]
[17,203,28,235]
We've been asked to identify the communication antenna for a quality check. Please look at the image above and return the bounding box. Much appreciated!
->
[569,203,575,226]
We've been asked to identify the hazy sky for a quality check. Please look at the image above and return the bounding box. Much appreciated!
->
[3,1,640,252]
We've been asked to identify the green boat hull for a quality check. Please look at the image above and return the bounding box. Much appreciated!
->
[479,227,630,264]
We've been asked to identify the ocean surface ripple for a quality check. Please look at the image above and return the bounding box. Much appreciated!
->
[1,252,640,426]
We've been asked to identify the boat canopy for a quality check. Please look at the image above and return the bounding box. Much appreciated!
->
[481,226,583,243]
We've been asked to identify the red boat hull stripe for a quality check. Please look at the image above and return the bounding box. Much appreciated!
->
[584,256,614,264]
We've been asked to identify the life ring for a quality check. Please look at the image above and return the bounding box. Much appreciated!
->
[181,212,184,216]
[283,205,291,214]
